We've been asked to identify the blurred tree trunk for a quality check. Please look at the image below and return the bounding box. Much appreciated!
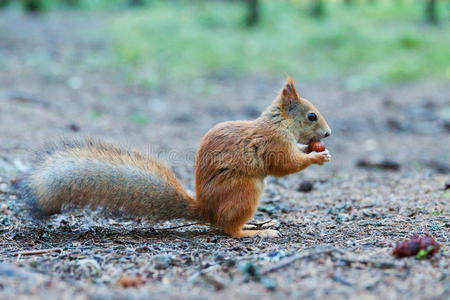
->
[425,0,438,24]
[129,0,145,7]
[21,0,44,12]
[310,0,325,18]
[245,0,259,27]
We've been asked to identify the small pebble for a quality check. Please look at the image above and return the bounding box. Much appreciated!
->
[298,180,313,192]
[68,123,80,132]
[118,275,146,288]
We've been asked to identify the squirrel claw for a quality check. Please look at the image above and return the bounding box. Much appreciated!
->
[242,224,258,230]
[321,150,331,162]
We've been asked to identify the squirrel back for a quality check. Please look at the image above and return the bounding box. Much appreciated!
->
[21,139,198,221]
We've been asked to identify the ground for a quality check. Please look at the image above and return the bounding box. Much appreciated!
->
[0,11,449,300]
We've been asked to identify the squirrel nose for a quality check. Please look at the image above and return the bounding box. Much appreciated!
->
[324,131,330,138]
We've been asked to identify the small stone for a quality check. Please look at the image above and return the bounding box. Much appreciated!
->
[118,275,146,288]
[68,123,80,132]
[382,97,394,107]
[386,118,408,132]
[1,204,9,214]
[443,121,450,132]
[298,180,313,192]
[152,255,173,269]
[377,160,400,170]
[260,276,277,290]
[173,113,193,123]
[258,203,277,214]
[426,161,450,174]
[9,177,19,186]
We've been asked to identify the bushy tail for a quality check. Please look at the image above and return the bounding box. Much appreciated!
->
[20,139,199,221]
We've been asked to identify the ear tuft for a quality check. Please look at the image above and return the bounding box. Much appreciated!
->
[281,76,300,109]
[279,77,300,117]
[282,76,299,100]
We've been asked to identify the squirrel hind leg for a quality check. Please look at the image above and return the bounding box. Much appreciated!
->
[220,197,281,238]
[216,181,280,239]
[222,214,259,237]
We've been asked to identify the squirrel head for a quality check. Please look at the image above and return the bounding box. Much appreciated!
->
[272,77,331,144]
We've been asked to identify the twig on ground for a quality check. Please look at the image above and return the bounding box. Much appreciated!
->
[0,190,17,196]
[7,91,51,107]
[200,273,226,291]
[12,248,63,257]
[246,220,275,227]
[261,246,407,275]
[170,234,192,242]
[191,264,226,289]
[331,274,353,286]
[262,247,347,275]
[161,222,203,230]
[337,257,407,269]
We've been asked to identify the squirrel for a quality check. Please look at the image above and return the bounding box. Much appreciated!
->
[19,77,331,238]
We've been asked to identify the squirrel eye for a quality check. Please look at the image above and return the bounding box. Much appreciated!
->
[307,112,317,122]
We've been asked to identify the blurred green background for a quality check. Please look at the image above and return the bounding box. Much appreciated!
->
[1,0,449,88]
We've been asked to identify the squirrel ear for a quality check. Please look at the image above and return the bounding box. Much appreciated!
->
[282,76,299,98]
[280,77,300,114]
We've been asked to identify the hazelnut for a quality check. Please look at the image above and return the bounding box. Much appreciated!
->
[308,140,325,153]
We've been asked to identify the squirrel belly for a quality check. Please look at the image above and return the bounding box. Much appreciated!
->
[22,139,199,221]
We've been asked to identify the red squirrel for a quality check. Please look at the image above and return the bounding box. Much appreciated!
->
[20,77,331,238]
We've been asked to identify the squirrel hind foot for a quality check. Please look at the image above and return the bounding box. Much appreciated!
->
[256,229,281,238]
[226,229,281,239]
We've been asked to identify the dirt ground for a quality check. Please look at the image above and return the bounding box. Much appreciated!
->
[0,12,449,300]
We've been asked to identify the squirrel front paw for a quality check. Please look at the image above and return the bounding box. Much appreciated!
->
[309,149,331,165]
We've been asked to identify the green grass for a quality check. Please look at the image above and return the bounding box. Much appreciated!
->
[4,0,448,87]
[107,0,449,87]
